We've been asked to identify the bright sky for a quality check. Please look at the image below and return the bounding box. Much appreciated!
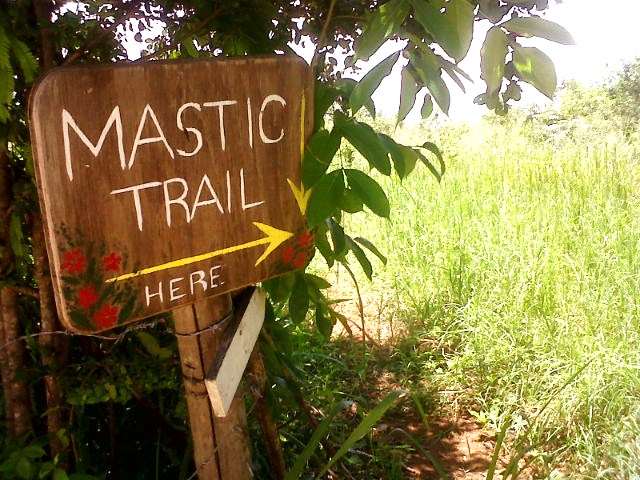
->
[367,0,640,121]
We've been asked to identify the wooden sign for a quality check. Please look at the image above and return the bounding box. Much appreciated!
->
[30,57,313,333]
[206,287,265,417]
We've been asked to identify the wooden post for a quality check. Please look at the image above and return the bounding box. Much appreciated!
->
[174,294,253,480]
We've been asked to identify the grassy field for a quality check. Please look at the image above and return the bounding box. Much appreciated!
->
[320,116,640,477]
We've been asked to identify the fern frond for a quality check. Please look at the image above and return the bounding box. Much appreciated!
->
[0,66,15,106]
[10,37,38,83]
[0,27,10,73]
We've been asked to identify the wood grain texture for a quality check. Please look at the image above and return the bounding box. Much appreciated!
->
[29,57,313,333]
[174,294,252,480]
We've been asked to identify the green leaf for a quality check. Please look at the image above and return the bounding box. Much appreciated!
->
[0,27,10,72]
[346,236,373,280]
[327,217,347,257]
[354,237,387,265]
[408,49,450,114]
[340,189,364,213]
[288,276,309,324]
[9,211,25,260]
[421,93,434,119]
[351,50,400,114]
[22,445,46,459]
[344,169,390,218]
[10,38,38,83]
[314,226,335,267]
[513,45,557,99]
[16,456,33,479]
[315,305,334,340]
[304,273,332,290]
[284,401,352,480]
[441,58,471,92]
[267,273,296,302]
[354,0,410,61]
[421,141,445,174]
[137,332,172,359]
[53,468,70,480]
[415,141,445,182]
[481,27,509,94]
[318,391,405,476]
[397,65,420,124]
[335,113,391,174]
[411,0,474,62]
[314,83,339,131]
[479,0,510,23]
[302,129,341,188]
[501,16,575,45]
[306,170,345,227]
[503,81,522,102]
[379,133,418,179]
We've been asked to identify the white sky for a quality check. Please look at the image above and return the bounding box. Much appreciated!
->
[365,0,640,121]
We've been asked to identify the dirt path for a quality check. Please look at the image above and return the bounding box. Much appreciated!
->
[326,274,534,479]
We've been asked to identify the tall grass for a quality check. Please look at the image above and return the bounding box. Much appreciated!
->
[354,117,640,477]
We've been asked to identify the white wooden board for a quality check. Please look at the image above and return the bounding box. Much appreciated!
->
[205,288,266,417]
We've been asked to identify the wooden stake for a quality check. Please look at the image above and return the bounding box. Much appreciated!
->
[174,294,253,480]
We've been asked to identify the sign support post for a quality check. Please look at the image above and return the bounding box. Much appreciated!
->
[174,293,252,480]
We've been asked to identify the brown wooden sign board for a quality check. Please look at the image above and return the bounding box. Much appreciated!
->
[30,57,313,333]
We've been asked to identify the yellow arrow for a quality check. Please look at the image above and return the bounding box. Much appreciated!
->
[105,222,294,283]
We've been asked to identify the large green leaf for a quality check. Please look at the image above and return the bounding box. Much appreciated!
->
[327,217,347,257]
[335,113,391,175]
[479,0,510,23]
[408,49,450,114]
[314,82,339,130]
[351,50,401,114]
[346,236,373,280]
[288,275,309,324]
[354,0,410,61]
[344,169,390,218]
[513,45,557,99]
[315,305,334,339]
[397,65,421,124]
[411,0,474,62]
[501,16,575,45]
[355,237,387,265]
[306,170,345,227]
[379,133,419,179]
[480,27,509,94]
[302,128,341,188]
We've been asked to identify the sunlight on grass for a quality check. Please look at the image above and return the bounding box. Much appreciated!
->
[342,116,640,476]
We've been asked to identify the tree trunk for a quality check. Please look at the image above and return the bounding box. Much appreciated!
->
[31,0,69,460]
[0,145,33,437]
[0,289,33,437]
[32,214,68,459]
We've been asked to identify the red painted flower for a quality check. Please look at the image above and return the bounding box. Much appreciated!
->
[61,249,86,274]
[292,252,308,269]
[282,245,295,263]
[297,230,314,248]
[94,304,119,330]
[103,252,122,272]
[78,286,99,310]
